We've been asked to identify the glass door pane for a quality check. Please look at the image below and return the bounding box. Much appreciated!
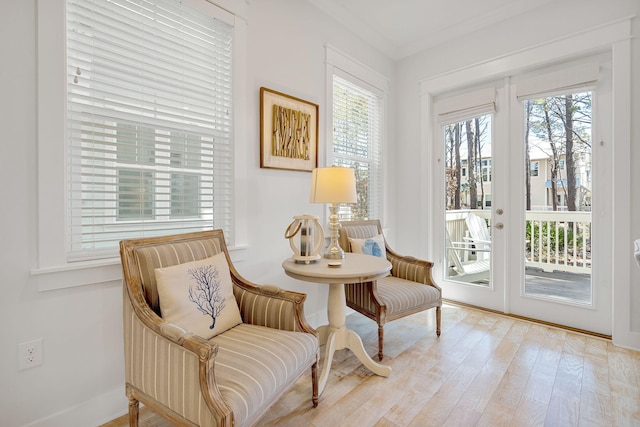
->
[444,115,492,286]
[523,92,592,305]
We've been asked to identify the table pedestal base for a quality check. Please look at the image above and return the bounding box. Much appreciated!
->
[316,283,391,395]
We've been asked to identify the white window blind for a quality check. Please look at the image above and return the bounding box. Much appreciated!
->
[332,73,383,221]
[435,87,496,126]
[66,0,234,261]
[516,63,599,100]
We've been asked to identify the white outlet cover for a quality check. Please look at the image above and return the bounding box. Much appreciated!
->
[18,338,43,371]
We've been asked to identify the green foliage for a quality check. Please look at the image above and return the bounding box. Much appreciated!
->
[526,221,583,253]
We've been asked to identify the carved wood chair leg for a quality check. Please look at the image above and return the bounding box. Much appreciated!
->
[377,324,384,361]
[311,362,318,407]
[436,305,442,337]
[128,397,139,427]
[125,384,139,427]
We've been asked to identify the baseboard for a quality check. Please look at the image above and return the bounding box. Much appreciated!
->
[612,330,640,352]
[444,299,613,340]
[22,387,127,427]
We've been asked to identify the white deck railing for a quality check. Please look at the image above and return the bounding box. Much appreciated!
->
[525,210,591,274]
[446,209,591,274]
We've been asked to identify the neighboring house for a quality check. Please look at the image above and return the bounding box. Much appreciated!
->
[528,143,592,211]
[459,140,592,212]
[459,157,494,209]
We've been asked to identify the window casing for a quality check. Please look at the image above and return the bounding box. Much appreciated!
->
[35,0,247,290]
[327,46,388,224]
[66,0,233,261]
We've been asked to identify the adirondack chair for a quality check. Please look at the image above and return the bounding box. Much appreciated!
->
[446,231,491,283]
[464,213,492,261]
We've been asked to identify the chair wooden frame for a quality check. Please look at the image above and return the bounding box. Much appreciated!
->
[338,220,442,361]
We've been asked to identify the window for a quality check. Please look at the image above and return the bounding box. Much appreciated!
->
[331,75,383,220]
[328,50,386,222]
[481,160,492,182]
[66,0,233,261]
[530,161,539,177]
[442,111,493,213]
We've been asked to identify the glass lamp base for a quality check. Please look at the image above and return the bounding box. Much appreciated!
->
[324,203,344,259]
[324,242,345,260]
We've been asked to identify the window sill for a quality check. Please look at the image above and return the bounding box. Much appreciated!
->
[31,245,248,292]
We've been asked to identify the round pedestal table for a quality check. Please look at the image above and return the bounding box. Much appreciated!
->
[282,253,392,395]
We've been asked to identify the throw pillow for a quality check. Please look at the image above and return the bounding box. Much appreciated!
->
[349,234,387,258]
[155,252,242,340]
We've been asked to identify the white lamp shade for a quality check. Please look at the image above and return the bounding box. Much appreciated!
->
[310,167,357,204]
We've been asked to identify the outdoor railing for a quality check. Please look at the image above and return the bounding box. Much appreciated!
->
[525,210,591,274]
[446,209,591,274]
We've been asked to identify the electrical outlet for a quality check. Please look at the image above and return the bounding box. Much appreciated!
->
[18,338,43,371]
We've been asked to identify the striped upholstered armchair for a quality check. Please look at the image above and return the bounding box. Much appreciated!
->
[120,230,319,427]
[338,220,442,361]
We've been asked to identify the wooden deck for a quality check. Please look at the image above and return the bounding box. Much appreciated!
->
[451,267,592,306]
[525,268,592,305]
[102,303,640,427]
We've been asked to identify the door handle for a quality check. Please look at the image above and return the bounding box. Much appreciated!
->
[494,223,504,230]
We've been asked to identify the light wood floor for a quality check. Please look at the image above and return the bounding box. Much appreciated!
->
[102,303,640,426]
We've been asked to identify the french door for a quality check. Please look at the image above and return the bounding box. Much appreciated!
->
[436,56,612,335]
[440,91,505,313]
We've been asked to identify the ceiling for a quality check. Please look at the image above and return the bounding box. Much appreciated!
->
[306,0,557,60]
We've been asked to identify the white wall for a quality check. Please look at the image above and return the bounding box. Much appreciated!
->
[240,0,395,325]
[0,0,393,426]
[394,0,640,345]
[2,0,638,424]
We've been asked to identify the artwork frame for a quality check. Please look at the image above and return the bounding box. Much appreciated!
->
[260,87,319,172]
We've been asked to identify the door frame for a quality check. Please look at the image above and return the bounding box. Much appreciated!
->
[419,19,633,345]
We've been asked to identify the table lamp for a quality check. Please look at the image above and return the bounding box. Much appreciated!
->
[310,166,357,259]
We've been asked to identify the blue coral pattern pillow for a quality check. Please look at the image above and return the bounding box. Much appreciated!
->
[155,252,242,340]
[349,234,387,259]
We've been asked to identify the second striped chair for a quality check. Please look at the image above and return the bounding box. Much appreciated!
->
[339,220,442,361]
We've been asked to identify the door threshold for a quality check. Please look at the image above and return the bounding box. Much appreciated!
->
[443,298,611,340]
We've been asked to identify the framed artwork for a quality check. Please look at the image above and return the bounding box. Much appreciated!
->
[260,87,318,172]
